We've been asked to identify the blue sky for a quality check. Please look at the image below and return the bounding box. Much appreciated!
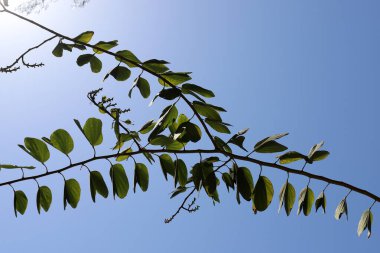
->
[0,0,379,252]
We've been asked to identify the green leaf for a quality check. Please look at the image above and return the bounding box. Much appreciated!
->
[191,163,203,191]
[174,159,188,187]
[159,154,175,180]
[143,151,155,164]
[76,54,93,66]
[213,136,232,153]
[315,191,327,213]
[52,43,63,57]
[228,135,247,151]
[203,157,220,163]
[0,164,35,169]
[254,141,287,153]
[109,164,129,199]
[136,77,150,98]
[335,198,348,220]
[238,128,249,135]
[19,137,50,163]
[74,31,94,44]
[193,101,222,122]
[170,186,187,199]
[90,171,109,202]
[158,88,182,100]
[205,119,231,134]
[44,129,74,155]
[196,102,226,112]
[14,190,28,217]
[37,186,52,214]
[116,148,132,162]
[253,176,274,212]
[72,44,86,50]
[158,71,192,86]
[236,167,254,201]
[357,209,373,238]
[200,163,217,197]
[277,151,306,164]
[297,187,314,216]
[110,66,131,81]
[143,59,169,74]
[139,120,156,134]
[174,122,202,143]
[181,83,215,98]
[222,173,234,192]
[134,163,149,192]
[254,133,289,153]
[150,135,174,146]
[148,105,178,141]
[115,50,141,67]
[307,141,327,163]
[81,118,103,146]
[278,181,296,216]
[169,114,189,134]
[64,179,81,209]
[310,150,330,162]
[166,140,185,150]
[93,40,118,54]
[90,56,102,73]
[61,43,73,52]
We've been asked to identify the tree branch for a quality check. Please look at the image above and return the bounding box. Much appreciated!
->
[1,7,218,149]
[0,6,379,220]
[0,35,57,72]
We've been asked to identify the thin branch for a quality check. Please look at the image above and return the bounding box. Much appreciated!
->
[0,35,57,72]
[87,91,143,150]
[165,188,196,223]
[0,149,215,187]
[226,152,380,202]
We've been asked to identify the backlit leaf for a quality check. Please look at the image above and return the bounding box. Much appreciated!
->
[158,71,192,86]
[236,167,254,201]
[174,159,188,187]
[74,31,94,44]
[297,187,314,216]
[64,179,81,209]
[44,129,74,155]
[109,164,129,199]
[277,151,307,164]
[159,154,175,180]
[115,50,141,67]
[357,209,373,238]
[90,56,102,73]
[37,186,52,214]
[110,66,131,81]
[278,181,296,216]
[253,176,274,212]
[90,171,109,202]
[19,137,50,163]
[315,191,327,213]
[14,190,28,217]
[254,133,288,153]
[181,83,215,98]
[93,40,118,54]
[134,163,149,192]
[335,198,349,220]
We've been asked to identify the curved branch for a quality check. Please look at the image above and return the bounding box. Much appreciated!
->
[1,7,218,148]
[227,152,380,202]
[1,6,379,213]
[0,35,57,72]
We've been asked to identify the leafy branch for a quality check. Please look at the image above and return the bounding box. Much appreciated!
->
[0,2,377,238]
